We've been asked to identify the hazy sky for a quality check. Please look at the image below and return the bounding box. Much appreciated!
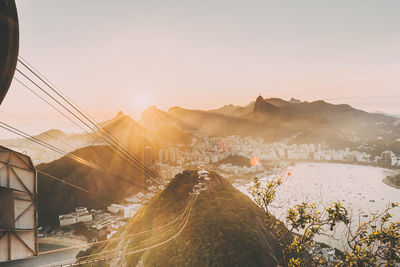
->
[1,0,399,135]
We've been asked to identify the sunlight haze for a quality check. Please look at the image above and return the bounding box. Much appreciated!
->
[1,0,400,131]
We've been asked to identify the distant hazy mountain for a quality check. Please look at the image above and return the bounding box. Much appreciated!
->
[254,95,280,113]
[209,102,254,116]
[83,170,290,266]
[34,129,67,141]
[0,129,86,164]
[208,103,242,114]
[99,113,150,151]
[373,111,400,119]
[168,105,266,138]
[166,97,332,143]
[0,112,154,163]
[140,106,193,143]
[65,111,148,146]
[289,97,302,104]
[96,110,125,128]
[165,96,400,146]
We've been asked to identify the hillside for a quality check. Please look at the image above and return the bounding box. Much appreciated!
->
[167,100,333,143]
[34,129,67,141]
[82,170,290,266]
[217,155,251,167]
[37,145,148,226]
[167,106,273,138]
[208,102,254,116]
[166,96,400,147]
[0,112,161,164]
[100,114,150,151]
[140,106,193,143]
[96,110,125,128]
[36,112,188,226]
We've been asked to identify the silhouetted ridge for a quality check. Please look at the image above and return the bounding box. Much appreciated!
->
[254,95,278,113]
[290,97,301,104]
[34,129,66,141]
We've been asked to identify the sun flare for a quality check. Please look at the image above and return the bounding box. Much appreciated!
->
[132,91,153,115]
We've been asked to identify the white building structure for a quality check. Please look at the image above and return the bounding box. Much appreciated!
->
[59,207,92,227]
[123,204,141,218]
[107,204,123,214]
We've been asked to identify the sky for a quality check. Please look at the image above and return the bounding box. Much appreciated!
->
[1,0,400,136]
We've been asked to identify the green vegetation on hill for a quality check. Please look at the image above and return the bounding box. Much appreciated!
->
[37,145,146,226]
[217,155,251,167]
[36,111,193,226]
[83,170,290,266]
[384,174,400,189]
[391,174,400,186]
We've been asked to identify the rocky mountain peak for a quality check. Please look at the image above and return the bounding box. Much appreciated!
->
[254,95,278,113]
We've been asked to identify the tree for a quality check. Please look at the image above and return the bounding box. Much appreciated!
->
[249,171,400,266]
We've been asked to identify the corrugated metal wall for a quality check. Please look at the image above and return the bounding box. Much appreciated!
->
[0,146,38,262]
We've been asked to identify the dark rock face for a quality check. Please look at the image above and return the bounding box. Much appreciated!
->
[289,98,301,104]
[254,95,278,113]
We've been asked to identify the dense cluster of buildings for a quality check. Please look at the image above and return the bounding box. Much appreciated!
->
[59,207,93,227]
[58,191,154,240]
[143,134,400,179]
[376,150,400,166]
[144,146,184,180]
[187,136,375,165]
[54,133,399,257]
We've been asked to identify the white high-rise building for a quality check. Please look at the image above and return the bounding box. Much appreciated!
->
[170,148,176,163]
[158,148,163,162]
[164,149,169,162]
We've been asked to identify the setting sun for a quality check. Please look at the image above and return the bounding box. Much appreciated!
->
[132,91,153,116]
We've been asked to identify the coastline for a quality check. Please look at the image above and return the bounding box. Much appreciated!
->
[382,169,400,190]
[292,159,400,170]
[39,235,87,251]
[383,177,400,189]
[0,238,85,267]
